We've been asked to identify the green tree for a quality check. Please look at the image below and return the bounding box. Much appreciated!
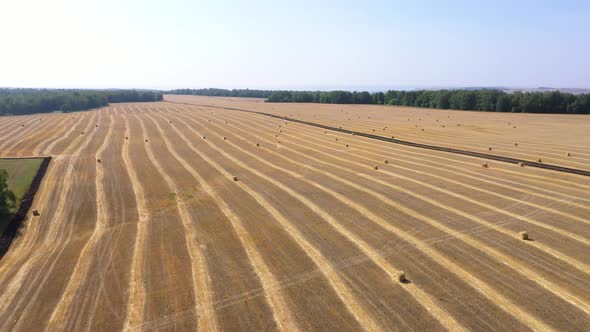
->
[0,169,16,216]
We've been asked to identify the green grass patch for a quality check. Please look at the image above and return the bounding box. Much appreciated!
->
[0,158,44,233]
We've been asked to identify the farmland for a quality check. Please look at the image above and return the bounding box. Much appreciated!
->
[0,96,589,331]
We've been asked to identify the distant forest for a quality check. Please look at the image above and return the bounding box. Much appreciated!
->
[3,87,589,115]
[266,90,590,114]
[168,88,273,98]
[167,87,590,114]
[0,89,163,116]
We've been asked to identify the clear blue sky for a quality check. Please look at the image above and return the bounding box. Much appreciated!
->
[1,0,588,90]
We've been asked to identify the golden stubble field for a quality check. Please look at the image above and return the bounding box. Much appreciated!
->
[0,95,589,331]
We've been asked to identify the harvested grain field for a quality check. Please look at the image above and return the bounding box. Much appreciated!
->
[0,96,589,331]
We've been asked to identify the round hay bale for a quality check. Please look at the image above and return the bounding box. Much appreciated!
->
[223,137,227,140]
[278,141,281,144]
[97,158,102,163]
[96,125,99,127]
[391,136,395,139]
[384,160,389,164]
[488,147,492,151]
[517,162,525,167]
[345,144,349,147]
[233,176,239,181]
[32,209,40,216]
[335,138,338,141]
[421,129,424,131]
[537,158,542,163]
[481,163,489,168]
[374,165,379,170]
[566,152,571,157]
[396,271,406,283]
[145,139,148,142]
[125,136,129,140]
[256,143,260,147]
[203,136,206,139]
[514,143,518,147]
[519,231,528,240]
[169,121,172,123]
[81,132,85,135]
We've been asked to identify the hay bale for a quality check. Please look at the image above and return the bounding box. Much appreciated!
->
[81,131,85,135]
[97,158,102,163]
[488,147,492,151]
[345,144,349,147]
[517,162,525,167]
[233,176,239,181]
[396,271,406,283]
[519,231,528,240]
[145,139,148,142]
[481,163,489,168]
[256,143,260,146]
[566,152,571,157]
[223,137,227,140]
[32,209,40,216]
[96,125,99,127]
[384,160,389,164]
[203,136,206,139]
[514,143,518,147]
[537,158,542,163]
[125,136,129,140]
[374,165,379,170]
[335,138,338,141]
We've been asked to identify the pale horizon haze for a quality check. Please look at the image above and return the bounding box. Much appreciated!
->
[1,0,589,90]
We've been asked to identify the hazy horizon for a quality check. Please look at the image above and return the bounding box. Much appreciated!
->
[1,0,589,90]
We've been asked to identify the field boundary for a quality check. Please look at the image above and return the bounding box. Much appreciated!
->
[165,101,590,177]
[0,157,52,259]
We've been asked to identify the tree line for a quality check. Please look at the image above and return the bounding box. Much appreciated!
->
[0,169,16,218]
[167,88,273,98]
[0,89,163,116]
[265,89,590,114]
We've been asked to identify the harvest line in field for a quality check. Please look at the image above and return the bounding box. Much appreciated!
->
[167,101,590,177]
